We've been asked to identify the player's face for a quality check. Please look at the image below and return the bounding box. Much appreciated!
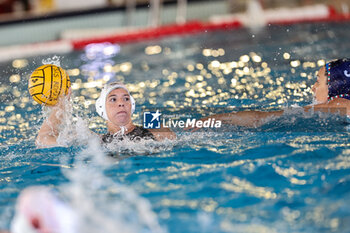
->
[311,66,328,103]
[105,88,132,126]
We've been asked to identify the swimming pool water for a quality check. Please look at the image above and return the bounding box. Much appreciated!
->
[1,21,350,232]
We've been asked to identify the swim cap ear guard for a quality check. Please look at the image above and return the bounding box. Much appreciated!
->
[95,82,136,121]
[326,58,350,101]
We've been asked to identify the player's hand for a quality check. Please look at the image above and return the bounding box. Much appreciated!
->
[54,87,72,109]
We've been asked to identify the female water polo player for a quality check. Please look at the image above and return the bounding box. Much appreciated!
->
[194,58,350,127]
[36,82,175,147]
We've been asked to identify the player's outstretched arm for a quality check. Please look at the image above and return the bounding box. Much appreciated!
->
[148,128,177,141]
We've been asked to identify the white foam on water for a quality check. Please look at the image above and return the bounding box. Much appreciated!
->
[103,136,176,156]
[102,131,233,157]
[59,139,167,233]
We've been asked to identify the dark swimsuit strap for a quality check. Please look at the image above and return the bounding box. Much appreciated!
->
[102,126,155,143]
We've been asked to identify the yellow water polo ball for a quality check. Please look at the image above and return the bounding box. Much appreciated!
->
[28,64,71,106]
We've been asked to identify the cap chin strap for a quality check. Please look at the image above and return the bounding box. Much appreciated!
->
[113,126,127,138]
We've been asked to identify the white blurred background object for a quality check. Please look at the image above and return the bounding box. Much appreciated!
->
[54,0,107,11]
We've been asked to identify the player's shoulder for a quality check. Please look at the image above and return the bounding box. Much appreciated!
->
[327,97,350,107]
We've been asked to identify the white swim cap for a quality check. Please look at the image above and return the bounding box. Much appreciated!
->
[11,186,78,233]
[95,82,136,121]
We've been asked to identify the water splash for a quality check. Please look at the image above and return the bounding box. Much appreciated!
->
[42,55,62,67]
[59,139,167,233]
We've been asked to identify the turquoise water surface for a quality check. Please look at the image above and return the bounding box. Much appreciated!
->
[1,22,350,232]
